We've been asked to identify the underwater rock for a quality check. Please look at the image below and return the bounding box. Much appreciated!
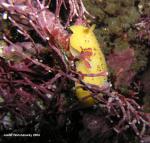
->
[141,67,150,112]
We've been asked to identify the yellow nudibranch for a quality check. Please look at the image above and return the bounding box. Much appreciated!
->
[69,25,108,105]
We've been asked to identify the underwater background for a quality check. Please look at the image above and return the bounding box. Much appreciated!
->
[0,0,149,143]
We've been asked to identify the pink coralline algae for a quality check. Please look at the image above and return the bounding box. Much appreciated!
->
[0,0,149,142]
[107,48,135,88]
[135,15,150,44]
[0,0,92,124]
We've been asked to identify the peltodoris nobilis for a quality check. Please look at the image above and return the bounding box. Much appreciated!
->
[70,25,108,105]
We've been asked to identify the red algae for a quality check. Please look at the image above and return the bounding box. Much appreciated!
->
[0,1,149,143]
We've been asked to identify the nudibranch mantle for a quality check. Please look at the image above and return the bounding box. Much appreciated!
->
[69,25,108,105]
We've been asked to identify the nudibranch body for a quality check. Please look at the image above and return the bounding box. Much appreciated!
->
[69,25,108,105]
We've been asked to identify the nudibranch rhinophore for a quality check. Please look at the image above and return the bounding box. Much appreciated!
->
[69,25,108,105]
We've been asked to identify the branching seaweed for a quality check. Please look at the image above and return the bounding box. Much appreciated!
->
[0,0,149,142]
